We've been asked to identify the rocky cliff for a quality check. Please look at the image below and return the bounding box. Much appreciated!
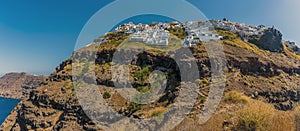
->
[1,22,300,130]
[249,28,284,52]
[0,73,46,99]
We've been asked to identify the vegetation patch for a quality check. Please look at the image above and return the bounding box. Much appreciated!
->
[283,42,300,60]
[127,102,141,116]
[236,101,273,130]
[103,91,111,99]
[195,78,209,87]
[224,91,250,104]
[217,30,269,56]
[150,107,167,118]
[235,100,295,131]
[135,66,151,84]
[167,26,187,40]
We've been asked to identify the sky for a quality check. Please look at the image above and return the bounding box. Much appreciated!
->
[0,0,299,76]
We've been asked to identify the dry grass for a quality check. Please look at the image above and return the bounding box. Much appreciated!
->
[224,90,296,130]
[283,42,300,60]
[149,107,168,118]
[224,91,250,104]
[217,30,269,56]
[171,112,229,131]
[138,106,168,118]
[236,101,274,130]
[236,100,295,131]
[63,64,72,72]
[293,106,300,130]
[270,111,294,131]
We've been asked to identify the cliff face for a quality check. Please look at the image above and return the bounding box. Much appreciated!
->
[249,28,284,52]
[1,27,300,130]
[0,73,46,99]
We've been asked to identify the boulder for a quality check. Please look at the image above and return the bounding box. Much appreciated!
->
[249,28,283,52]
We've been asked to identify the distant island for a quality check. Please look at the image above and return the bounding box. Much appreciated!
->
[0,72,46,99]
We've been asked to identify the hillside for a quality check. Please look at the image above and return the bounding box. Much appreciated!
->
[1,21,300,130]
[0,73,46,99]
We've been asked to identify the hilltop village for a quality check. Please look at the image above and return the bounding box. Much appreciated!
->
[95,19,299,53]
[114,22,171,46]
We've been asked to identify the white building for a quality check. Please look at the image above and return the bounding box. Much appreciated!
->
[284,41,297,48]
[183,21,223,46]
[214,20,268,41]
[129,31,148,42]
[129,28,170,46]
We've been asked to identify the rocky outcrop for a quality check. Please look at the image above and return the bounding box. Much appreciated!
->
[249,28,283,52]
[0,81,101,131]
[253,90,300,110]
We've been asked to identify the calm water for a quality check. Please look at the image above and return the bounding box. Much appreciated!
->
[0,97,20,124]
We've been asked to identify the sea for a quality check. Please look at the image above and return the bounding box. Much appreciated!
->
[0,97,20,124]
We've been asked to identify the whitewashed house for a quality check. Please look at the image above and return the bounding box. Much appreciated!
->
[129,31,148,42]
[129,26,170,46]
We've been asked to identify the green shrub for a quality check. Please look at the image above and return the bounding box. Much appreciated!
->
[167,26,187,40]
[103,91,111,99]
[135,66,151,83]
[127,102,141,115]
[136,86,149,93]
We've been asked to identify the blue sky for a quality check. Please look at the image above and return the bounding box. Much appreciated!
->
[0,0,299,76]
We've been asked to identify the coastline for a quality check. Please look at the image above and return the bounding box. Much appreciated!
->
[0,97,20,125]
